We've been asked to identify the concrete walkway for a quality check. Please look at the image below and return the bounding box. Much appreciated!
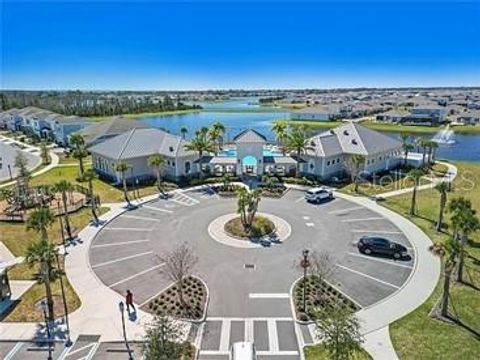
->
[377,161,457,198]
[0,135,59,189]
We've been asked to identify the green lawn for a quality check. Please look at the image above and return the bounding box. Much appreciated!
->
[57,153,92,165]
[28,165,159,203]
[385,161,480,359]
[304,344,372,360]
[283,120,480,135]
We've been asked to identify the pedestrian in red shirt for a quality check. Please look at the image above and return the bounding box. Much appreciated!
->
[126,290,135,313]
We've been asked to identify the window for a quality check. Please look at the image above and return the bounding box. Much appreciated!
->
[327,160,331,166]
[172,161,176,166]
[185,161,191,174]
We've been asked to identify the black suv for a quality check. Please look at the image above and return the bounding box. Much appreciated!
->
[357,236,408,259]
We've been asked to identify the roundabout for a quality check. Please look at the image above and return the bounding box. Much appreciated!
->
[86,185,429,359]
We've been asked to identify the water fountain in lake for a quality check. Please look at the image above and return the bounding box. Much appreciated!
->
[432,124,456,145]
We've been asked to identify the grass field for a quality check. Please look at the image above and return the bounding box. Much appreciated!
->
[283,120,480,135]
[385,162,480,359]
[304,344,372,360]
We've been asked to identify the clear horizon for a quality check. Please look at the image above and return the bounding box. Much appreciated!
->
[1,1,479,90]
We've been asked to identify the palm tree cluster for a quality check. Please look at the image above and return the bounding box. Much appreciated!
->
[401,133,438,168]
[236,187,262,231]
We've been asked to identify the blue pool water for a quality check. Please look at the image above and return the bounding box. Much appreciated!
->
[218,148,283,157]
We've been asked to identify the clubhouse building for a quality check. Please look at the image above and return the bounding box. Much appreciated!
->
[89,122,403,184]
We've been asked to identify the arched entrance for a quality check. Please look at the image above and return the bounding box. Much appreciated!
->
[242,155,257,175]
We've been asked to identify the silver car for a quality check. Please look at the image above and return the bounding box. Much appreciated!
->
[305,187,333,203]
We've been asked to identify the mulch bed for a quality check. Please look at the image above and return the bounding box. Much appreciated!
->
[224,216,275,239]
[141,276,207,321]
[294,276,360,322]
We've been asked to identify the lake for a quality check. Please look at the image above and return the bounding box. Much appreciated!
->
[139,98,480,163]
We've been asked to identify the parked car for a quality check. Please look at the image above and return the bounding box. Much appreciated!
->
[230,342,257,360]
[305,186,333,203]
[357,236,408,259]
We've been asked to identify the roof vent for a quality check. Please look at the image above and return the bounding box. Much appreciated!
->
[169,146,174,152]
[351,139,358,145]
[343,130,350,136]
[310,141,316,147]
[330,130,335,135]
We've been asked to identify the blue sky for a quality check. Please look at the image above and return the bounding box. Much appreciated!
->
[1,1,479,90]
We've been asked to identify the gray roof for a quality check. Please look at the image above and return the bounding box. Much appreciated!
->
[79,117,150,144]
[331,122,401,156]
[306,133,344,157]
[233,129,267,143]
[89,128,195,160]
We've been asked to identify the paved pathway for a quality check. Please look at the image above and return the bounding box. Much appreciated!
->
[377,161,457,198]
[0,135,59,189]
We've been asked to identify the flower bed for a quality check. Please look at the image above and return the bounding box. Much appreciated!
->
[141,276,207,321]
[224,215,275,239]
[294,275,359,322]
[215,184,244,197]
[259,185,288,198]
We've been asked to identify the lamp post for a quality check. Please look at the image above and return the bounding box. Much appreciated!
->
[7,164,12,180]
[118,301,133,360]
[300,249,310,313]
[55,252,72,347]
[57,199,67,255]
[40,300,53,360]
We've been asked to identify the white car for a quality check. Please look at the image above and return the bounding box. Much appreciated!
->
[229,342,257,360]
[305,187,333,203]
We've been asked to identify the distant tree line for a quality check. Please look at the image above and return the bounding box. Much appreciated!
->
[0,91,202,117]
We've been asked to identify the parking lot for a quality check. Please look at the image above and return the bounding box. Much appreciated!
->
[85,187,415,359]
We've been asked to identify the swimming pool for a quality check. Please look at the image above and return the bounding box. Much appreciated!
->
[218,148,283,157]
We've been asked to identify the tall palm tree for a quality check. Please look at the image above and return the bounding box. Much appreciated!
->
[83,169,99,224]
[115,161,131,206]
[180,126,188,139]
[271,121,288,150]
[26,207,56,321]
[408,169,424,216]
[69,133,88,177]
[420,139,429,167]
[400,133,413,166]
[428,141,439,165]
[54,180,74,239]
[284,128,312,177]
[210,121,226,152]
[435,182,449,232]
[184,134,215,177]
[429,237,460,318]
[148,154,166,197]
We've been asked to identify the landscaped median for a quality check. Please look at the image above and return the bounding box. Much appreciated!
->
[384,161,480,359]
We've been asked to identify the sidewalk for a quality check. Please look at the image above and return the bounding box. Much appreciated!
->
[378,161,457,198]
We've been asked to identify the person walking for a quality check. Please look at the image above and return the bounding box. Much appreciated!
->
[126,290,135,313]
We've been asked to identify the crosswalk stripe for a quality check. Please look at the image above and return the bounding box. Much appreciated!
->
[268,319,279,352]
[219,319,231,352]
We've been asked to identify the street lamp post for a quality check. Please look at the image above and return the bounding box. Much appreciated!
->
[7,164,12,180]
[55,252,72,347]
[118,301,134,360]
[301,249,310,313]
[40,300,53,360]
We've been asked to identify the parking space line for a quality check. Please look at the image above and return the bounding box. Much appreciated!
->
[91,251,153,268]
[305,222,315,227]
[328,206,364,215]
[91,239,149,248]
[249,293,290,299]
[347,252,413,269]
[122,215,159,222]
[295,196,304,203]
[4,342,23,360]
[268,319,279,352]
[335,264,400,289]
[351,229,403,234]
[142,204,173,213]
[219,319,231,352]
[341,217,385,223]
[102,227,151,232]
[108,263,165,287]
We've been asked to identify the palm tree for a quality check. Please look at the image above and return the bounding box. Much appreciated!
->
[428,141,439,165]
[184,133,214,177]
[408,169,424,216]
[115,161,131,206]
[271,121,288,148]
[148,154,166,197]
[345,154,365,193]
[429,237,461,318]
[54,180,74,239]
[435,182,449,232]
[284,128,312,177]
[26,207,56,321]
[210,121,226,152]
[420,139,429,167]
[69,133,88,177]
[180,126,188,139]
[83,169,99,224]
[400,133,413,166]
